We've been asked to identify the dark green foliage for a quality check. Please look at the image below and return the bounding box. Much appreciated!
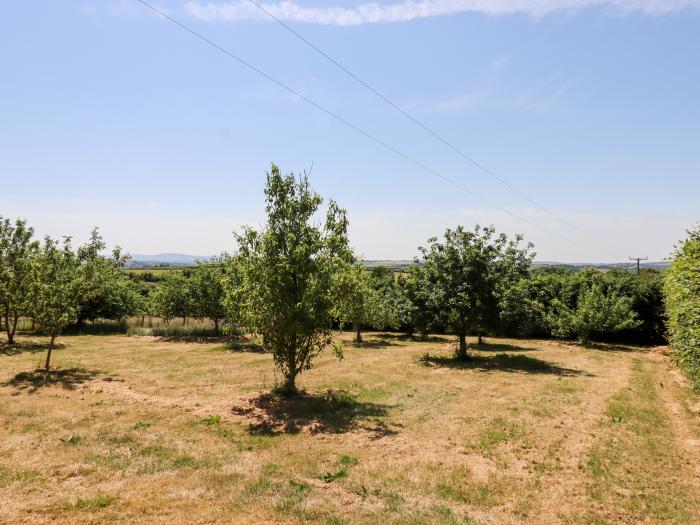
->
[548,284,640,345]
[664,226,700,387]
[500,267,666,345]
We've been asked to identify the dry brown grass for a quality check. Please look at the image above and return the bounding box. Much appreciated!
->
[1,332,698,524]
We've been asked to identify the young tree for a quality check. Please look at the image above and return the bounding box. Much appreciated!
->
[190,258,227,334]
[334,264,377,343]
[151,271,193,324]
[400,265,436,338]
[0,217,38,344]
[30,237,78,371]
[548,284,640,346]
[228,164,351,395]
[73,228,140,328]
[420,225,534,359]
[371,284,407,332]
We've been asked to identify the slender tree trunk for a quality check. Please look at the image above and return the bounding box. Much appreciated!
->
[31,319,35,331]
[4,306,13,345]
[10,314,18,343]
[354,323,362,344]
[182,316,186,326]
[579,332,591,347]
[282,351,298,396]
[45,336,56,373]
[477,330,483,345]
[214,318,219,335]
[457,331,468,360]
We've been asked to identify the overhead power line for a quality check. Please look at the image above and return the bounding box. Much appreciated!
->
[134,0,604,256]
[629,256,648,275]
[244,0,624,256]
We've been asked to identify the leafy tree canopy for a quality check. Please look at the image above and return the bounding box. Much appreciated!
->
[0,217,38,344]
[419,225,534,358]
[228,164,351,395]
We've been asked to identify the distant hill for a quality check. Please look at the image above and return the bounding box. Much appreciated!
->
[532,260,670,272]
[363,259,414,270]
[126,253,211,267]
[125,254,670,271]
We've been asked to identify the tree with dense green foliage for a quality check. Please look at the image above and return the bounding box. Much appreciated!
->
[228,165,351,395]
[420,225,534,359]
[334,265,377,343]
[30,237,78,371]
[190,258,228,334]
[664,225,700,387]
[399,265,437,338]
[73,228,141,329]
[371,282,409,332]
[605,269,666,343]
[0,217,38,344]
[498,269,568,338]
[151,271,193,324]
[498,267,666,345]
[548,284,640,346]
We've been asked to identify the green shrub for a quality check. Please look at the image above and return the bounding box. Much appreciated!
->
[664,226,700,388]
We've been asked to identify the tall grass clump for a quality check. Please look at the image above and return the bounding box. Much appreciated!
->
[664,226,700,388]
[125,316,242,337]
[64,319,129,335]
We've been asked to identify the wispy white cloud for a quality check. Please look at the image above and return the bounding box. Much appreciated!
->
[184,0,700,26]
[429,91,483,112]
[490,53,513,72]
[515,72,574,112]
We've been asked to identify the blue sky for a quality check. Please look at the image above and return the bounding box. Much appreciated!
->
[1,0,698,262]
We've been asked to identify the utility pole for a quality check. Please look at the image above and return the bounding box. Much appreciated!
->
[629,256,648,275]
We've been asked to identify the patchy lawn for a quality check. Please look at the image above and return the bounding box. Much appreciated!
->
[1,332,698,524]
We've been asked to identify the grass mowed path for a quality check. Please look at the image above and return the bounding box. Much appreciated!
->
[1,333,698,524]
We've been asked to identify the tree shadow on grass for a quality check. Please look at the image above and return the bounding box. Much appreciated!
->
[420,353,590,377]
[0,340,60,356]
[2,367,103,394]
[559,341,646,353]
[217,340,267,353]
[373,333,452,344]
[348,337,401,349]
[231,389,396,438]
[154,335,240,344]
[470,342,543,353]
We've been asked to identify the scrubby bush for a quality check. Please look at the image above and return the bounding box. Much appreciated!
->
[664,226,700,388]
[548,284,640,346]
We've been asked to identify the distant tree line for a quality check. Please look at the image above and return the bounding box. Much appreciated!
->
[1,164,692,391]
